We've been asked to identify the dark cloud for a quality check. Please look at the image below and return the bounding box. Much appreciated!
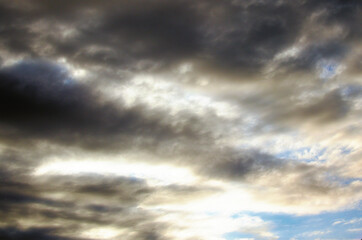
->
[0,227,73,240]
[198,148,283,180]
[0,0,203,70]
[202,1,301,74]
[304,0,362,40]
[0,174,168,239]
[0,60,112,135]
[1,0,360,75]
[96,1,202,60]
[0,60,208,151]
[46,175,152,206]
[0,190,64,206]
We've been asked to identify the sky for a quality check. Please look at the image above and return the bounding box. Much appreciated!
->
[0,0,361,239]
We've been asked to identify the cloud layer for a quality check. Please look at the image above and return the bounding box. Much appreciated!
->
[0,0,361,239]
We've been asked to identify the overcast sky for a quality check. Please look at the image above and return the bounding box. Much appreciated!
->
[0,0,361,239]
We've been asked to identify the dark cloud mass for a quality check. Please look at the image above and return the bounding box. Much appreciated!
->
[0,227,74,240]
[0,60,208,152]
[0,60,124,137]
[0,0,361,239]
[1,0,359,73]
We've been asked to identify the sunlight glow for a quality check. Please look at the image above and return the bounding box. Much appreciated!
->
[81,227,121,239]
[34,159,197,186]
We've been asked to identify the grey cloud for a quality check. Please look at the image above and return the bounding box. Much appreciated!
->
[0,60,209,152]
[246,163,362,212]
[268,90,351,125]
[39,175,153,206]
[229,84,354,134]
[0,227,75,240]
[1,0,360,76]
[0,176,168,239]
[278,41,348,73]
[203,0,302,74]
[198,148,283,181]
[194,147,345,202]
[0,190,68,207]
[292,90,349,123]
[0,149,223,239]
[304,0,362,41]
[0,0,203,70]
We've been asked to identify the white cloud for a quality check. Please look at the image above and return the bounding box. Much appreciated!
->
[347,228,362,232]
